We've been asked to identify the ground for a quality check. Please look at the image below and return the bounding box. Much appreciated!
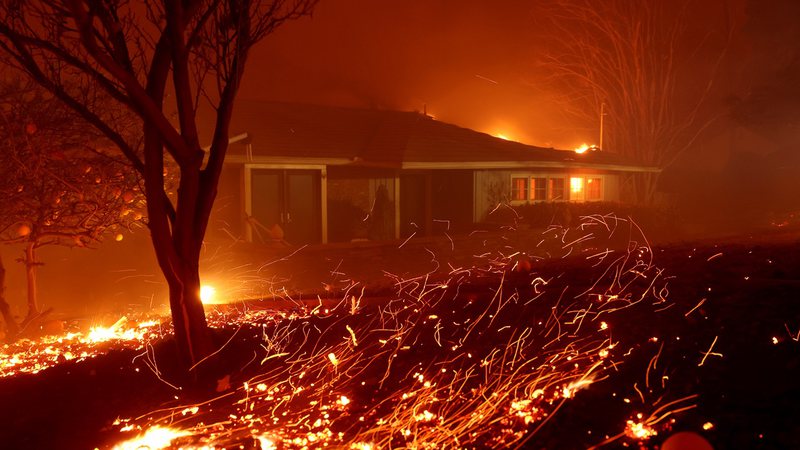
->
[1,219,798,449]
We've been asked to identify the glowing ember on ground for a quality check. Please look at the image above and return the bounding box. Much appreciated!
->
[625,418,658,440]
[112,425,190,450]
[0,317,166,378]
[0,214,715,448]
[92,214,697,448]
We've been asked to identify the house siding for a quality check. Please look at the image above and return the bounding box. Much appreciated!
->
[474,170,510,222]
[604,173,620,202]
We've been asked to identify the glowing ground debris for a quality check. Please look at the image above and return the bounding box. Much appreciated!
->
[0,214,706,449]
[112,425,190,450]
[0,318,165,378]
[698,335,722,366]
[256,435,278,450]
[625,419,657,440]
[87,316,133,342]
[95,214,693,449]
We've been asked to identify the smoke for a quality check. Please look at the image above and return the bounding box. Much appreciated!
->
[239,0,576,147]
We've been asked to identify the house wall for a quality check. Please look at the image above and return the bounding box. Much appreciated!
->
[212,165,625,245]
[474,170,510,222]
[604,174,620,201]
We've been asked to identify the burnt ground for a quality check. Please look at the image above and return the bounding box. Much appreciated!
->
[532,231,800,449]
[0,226,799,449]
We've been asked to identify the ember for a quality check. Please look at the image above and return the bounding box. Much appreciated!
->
[94,214,691,448]
[0,317,165,378]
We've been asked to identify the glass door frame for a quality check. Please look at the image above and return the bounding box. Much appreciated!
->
[244,164,328,244]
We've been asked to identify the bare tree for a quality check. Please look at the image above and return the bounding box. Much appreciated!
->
[0,79,145,339]
[531,0,736,204]
[0,0,318,370]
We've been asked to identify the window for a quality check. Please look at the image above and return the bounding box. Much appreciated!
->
[570,177,583,193]
[531,177,547,201]
[509,174,596,202]
[511,177,527,201]
[548,178,565,201]
[586,177,602,200]
[570,177,584,201]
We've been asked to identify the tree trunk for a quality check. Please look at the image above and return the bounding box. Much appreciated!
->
[165,258,213,372]
[142,125,213,374]
[23,242,39,322]
[0,253,20,340]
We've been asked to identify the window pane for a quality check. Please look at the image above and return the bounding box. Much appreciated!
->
[511,177,527,201]
[586,177,602,200]
[570,177,585,201]
[531,177,547,201]
[549,178,565,201]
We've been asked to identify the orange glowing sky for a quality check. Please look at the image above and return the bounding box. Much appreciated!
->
[234,0,791,154]
[238,0,596,149]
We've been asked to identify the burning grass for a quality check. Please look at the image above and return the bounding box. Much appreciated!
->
[90,214,696,449]
[0,316,167,378]
[4,216,798,449]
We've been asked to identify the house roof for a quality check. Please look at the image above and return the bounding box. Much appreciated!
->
[214,101,658,173]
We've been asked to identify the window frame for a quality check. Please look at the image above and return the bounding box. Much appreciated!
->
[509,173,604,204]
[510,176,528,202]
[586,177,603,201]
[530,177,547,201]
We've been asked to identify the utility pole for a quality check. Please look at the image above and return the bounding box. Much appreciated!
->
[599,102,606,150]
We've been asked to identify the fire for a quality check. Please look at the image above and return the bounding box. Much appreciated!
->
[350,443,373,450]
[200,284,217,304]
[0,317,165,378]
[1,214,702,449]
[574,143,591,154]
[86,316,132,342]
[113,425,190,450]
[92,213,682,449]
[257,435,278,450]
[625,419,657,440]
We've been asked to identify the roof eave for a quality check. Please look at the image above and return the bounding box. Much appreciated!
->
[224,155,660,173]
[401,161,661,173]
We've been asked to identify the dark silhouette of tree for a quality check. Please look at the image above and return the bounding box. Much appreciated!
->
[0,79,144,340]
[0,0,318,370]
[531,0,737,204]
[0,254,19,341]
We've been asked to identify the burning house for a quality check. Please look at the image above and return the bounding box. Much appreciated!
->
[208,101,658,245]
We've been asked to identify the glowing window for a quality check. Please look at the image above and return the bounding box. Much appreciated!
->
[531,178,547,201]
[511,177,527,201]
[570,177,584,193]
[586,177,602,200]
[570,177,585,201]
[548,178,565,201]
